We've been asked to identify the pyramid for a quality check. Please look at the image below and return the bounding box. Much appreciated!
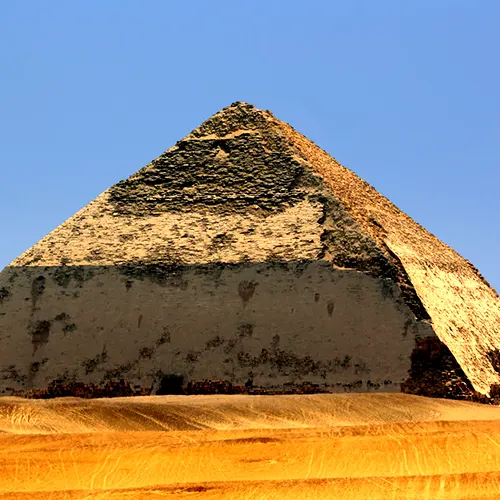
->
[1,102,499,399]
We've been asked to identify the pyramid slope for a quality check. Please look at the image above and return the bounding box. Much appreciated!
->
[2,102,500,396]
[273,109,500,395]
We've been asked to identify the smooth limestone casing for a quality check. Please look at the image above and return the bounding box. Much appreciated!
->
[0,261,433,391]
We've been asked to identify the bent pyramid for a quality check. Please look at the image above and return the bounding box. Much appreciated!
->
[1,102,500,398]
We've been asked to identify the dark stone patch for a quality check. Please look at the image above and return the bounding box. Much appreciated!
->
[52,268,94,288]
[366,380,380,389]
[53,269,71,287]
[401,336,478,399]
[264,261,290,272]
[369,217,384,230]
[0,365,27,385]
[402,319,413,338]
[119,234,135,242]
[203,263,225,285]
[292,262,309,276]
[53,369,78,384]
[82,346,109,375]
[85,249,104,262]
[341,379,364,391]
[380,279,395,300]
[265,250,284,262]
[72,268,94,286]
[209,233,235,252]
[223,339,238,354]
[31,276,46,309]
[341,355,352,368]
[327,300,335,316]
[185,351,201,363]
[139,347,154,359]
[314,292,320,302]
[7,272,18,284]
[486,350,500,374]
[238,280,258,305]
[236,347,355,379]
[237,324,253,338]
[54,312,70,321]
[119,263,188,288]
[271,334,280,350]
[0,287,11,304]
[354,360,370,375]
[103,360,137,381]
[27,358,48,386]
[137,315,143,328]
[62,323,77,334]
[108,116,307,216]
[156,328,171,346]
[205,336,225,350]
[31,320,51,350]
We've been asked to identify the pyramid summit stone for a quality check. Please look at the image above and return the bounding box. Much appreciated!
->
[1,101,500,398]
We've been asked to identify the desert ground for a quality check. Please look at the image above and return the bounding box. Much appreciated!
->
[1,393,500,499]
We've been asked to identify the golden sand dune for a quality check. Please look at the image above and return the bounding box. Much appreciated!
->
[2,393,500,434]
[1,394,500,499]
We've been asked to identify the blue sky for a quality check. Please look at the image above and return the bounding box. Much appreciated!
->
[0,1,498,290]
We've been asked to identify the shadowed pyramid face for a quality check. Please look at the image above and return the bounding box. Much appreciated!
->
[0,102,499,399]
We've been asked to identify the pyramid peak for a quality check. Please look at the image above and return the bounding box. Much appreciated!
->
[228,101,255,108]
[214,101,261,116]
[195,102,277,130]
[224,101,270,114]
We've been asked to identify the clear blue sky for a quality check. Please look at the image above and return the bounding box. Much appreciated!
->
[1,1,498,290]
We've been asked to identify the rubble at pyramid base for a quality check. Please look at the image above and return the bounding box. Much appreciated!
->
[4,376,496,404]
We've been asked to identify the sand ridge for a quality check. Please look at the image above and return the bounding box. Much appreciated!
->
[2,393,500,434]
[1,394,500,498]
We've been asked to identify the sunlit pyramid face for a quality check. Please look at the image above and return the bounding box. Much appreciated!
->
[0,102,499,400]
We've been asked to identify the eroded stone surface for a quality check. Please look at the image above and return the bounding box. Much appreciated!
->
[0,263,432,392]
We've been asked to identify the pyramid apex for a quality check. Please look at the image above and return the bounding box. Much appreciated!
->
[228,101,254,108]
[183,101,276,142]
[219,101,266,115]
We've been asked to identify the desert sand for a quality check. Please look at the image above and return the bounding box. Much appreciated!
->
[1,393,500,499]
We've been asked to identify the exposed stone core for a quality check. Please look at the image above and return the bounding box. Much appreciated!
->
[1,102,499,398]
